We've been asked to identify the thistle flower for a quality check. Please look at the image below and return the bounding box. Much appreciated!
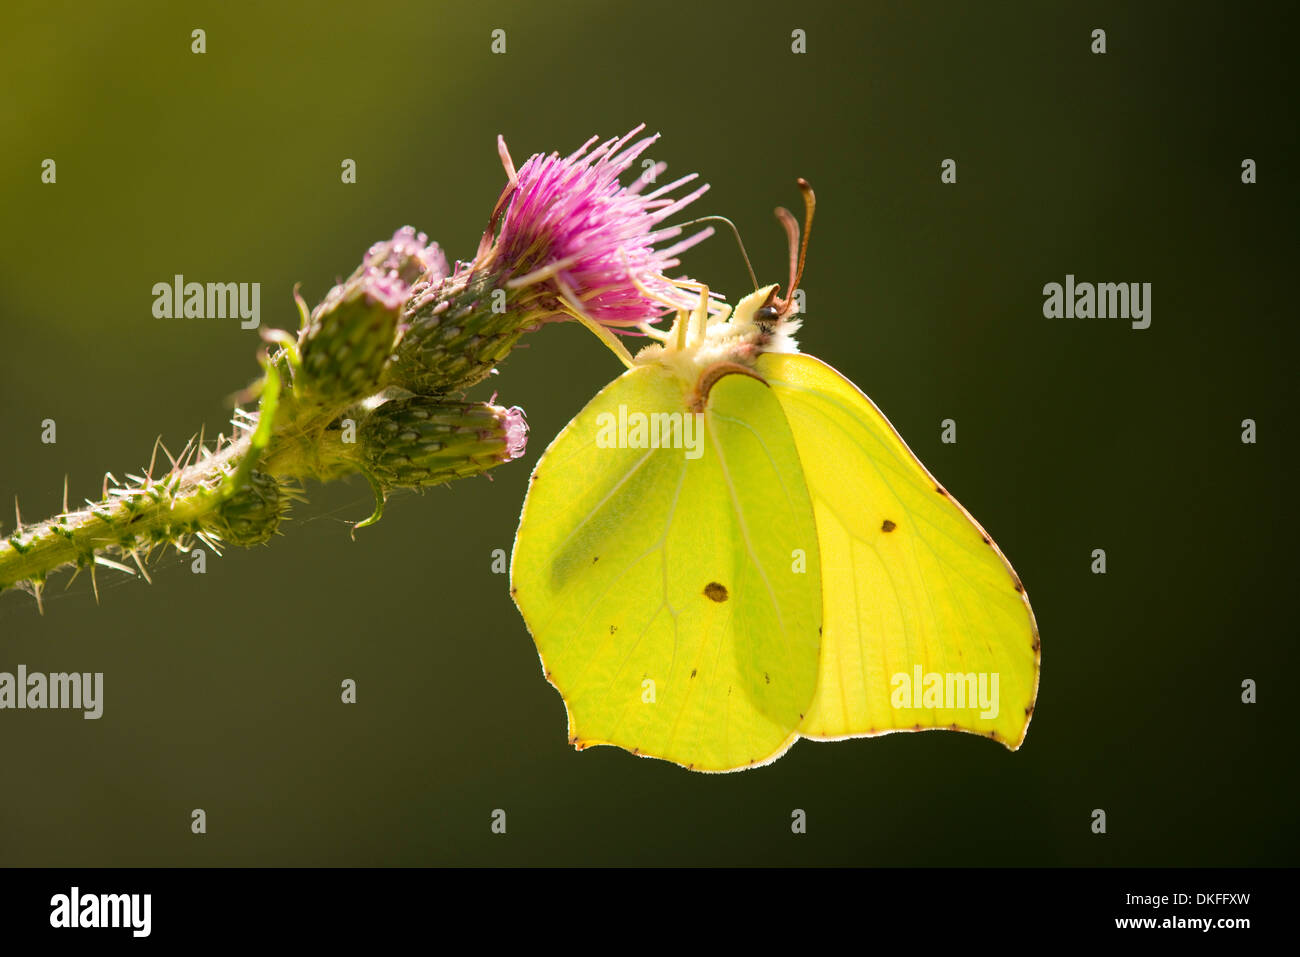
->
[486,124,713,328]
[387,125,712,395]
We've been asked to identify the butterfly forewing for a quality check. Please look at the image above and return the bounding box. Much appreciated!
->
[511,366,822,770]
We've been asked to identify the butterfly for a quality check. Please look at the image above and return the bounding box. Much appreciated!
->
[510,181,1040,771]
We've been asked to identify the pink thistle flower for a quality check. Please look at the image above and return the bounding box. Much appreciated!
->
[353,265,410,312]
[501,406,529,461]
[367,225,450,286]
[484,124,713,331]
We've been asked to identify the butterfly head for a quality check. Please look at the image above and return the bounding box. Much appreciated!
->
[629,180,813,394]
[727,178,814,347]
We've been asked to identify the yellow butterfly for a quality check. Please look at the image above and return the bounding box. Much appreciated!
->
[511,182,1040,771]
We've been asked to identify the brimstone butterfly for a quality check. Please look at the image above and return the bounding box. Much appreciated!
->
[511,183,1040,771]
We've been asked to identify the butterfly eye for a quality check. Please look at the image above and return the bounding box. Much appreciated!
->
[755,305,780,325]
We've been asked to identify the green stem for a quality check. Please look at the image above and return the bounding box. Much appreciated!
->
[0,367,364,601]
[0,439,245,598]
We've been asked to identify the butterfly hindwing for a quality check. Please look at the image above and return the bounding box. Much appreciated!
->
[511,365,822,771]
[758,352,1040,748]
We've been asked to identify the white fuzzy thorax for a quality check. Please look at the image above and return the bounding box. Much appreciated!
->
[633,284,802,386]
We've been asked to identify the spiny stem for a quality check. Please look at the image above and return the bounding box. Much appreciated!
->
[0,443,240,594]
[0,362,356,602]
[0,322,524,609]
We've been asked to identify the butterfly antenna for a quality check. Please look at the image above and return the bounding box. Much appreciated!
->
[668,215,759,291]
[773,178,816,311]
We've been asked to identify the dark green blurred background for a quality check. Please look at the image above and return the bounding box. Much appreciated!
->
[1,0,1293,865]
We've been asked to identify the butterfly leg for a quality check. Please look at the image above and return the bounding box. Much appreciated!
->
[552,275,637,368]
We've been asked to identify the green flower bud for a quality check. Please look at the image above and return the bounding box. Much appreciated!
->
[360,396,528,490]
[206,470,288,547]
[298,267,406,404]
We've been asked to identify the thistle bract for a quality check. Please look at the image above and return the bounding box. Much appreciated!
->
[387,266,529,395]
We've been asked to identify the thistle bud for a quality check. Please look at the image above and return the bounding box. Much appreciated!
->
[297,265,406,405]
[206,470,288,547]
[359,396,528,489]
